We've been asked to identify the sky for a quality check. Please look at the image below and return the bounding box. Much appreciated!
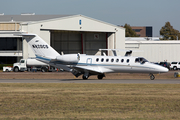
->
[0,0,179,37]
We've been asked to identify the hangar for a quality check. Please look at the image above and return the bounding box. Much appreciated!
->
[125,40,180,62]
[0,14,125,64]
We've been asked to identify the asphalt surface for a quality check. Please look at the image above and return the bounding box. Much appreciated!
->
[0,79,180,84]
[0,71,179,84]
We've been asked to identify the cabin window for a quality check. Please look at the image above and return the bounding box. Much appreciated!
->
[106,59,109,62]
[135,57,148,64]
[96,58,99,62]
[127,59,129,63]
[116,59,119,62]
[101,58,104,62]
[111,59,114,62]
[121,59,124,63]
[135,58,139,63]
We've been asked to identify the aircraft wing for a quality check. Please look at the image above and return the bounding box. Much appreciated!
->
[73,66,103,75]
[73,65,114,75]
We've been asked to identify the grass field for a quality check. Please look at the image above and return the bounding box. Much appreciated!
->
[0,83,180,120]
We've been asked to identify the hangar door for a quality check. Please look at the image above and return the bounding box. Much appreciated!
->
[83,32,107,55]
[51,31,107,55]
[51,31,81,54]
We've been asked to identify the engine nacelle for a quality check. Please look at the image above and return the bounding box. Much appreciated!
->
[56,54,80,63]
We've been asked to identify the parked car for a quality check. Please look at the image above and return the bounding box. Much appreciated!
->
[159,62,170,70]
[3,66,13,72]
[170,62,180,70]
[152,62,159,65]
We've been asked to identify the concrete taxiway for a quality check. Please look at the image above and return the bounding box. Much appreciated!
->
[0,79,179,84]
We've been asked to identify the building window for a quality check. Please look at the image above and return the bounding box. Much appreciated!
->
[0,56,22,64]
[0,38,22,51]
[133,29,142,32]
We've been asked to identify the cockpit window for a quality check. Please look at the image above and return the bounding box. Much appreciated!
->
[135,57,148,64]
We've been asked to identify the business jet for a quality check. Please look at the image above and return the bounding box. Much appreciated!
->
[21,33,168,80]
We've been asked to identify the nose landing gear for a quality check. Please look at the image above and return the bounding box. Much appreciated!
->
[149,73,155,80]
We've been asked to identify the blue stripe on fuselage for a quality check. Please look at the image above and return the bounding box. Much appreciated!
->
[35,55,51,62]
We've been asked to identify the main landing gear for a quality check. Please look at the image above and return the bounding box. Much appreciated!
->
[82,75,89,80]
[97,74,105,79]
[149,73,155,80]
[82,74,105,80]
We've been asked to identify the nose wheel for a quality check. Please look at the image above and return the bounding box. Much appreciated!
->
[149,73,155,80]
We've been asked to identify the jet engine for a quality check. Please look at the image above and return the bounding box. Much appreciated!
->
[56,54,80,63]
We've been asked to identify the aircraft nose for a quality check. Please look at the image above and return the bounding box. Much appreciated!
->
[159,66,169,73]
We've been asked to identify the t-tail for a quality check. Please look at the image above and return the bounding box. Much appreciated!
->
[21,33,60,62]
[20,33,79,72]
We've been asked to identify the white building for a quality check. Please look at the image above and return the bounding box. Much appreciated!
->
[125,40,180,62]
[0,14,125,64]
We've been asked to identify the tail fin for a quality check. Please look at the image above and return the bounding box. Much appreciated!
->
[21,33,60,59]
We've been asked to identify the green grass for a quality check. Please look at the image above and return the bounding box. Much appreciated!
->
[0,83,179,119]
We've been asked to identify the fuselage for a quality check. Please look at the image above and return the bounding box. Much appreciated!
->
[36,53,168,75]
[75,54,168,74]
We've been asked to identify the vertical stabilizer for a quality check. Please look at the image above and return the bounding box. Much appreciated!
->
[21,33,60,59]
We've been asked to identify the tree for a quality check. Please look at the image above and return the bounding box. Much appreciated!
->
[124,24,138,37]
[160,22,180,40]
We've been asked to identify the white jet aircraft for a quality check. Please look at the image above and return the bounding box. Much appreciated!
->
[21,33,168,80]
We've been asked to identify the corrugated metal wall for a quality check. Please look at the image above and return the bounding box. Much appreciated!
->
[83,32,106,55]
[51,31,107,55]
[51,31,81,54]
[0,23,19,31]
[126,42,180,62]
